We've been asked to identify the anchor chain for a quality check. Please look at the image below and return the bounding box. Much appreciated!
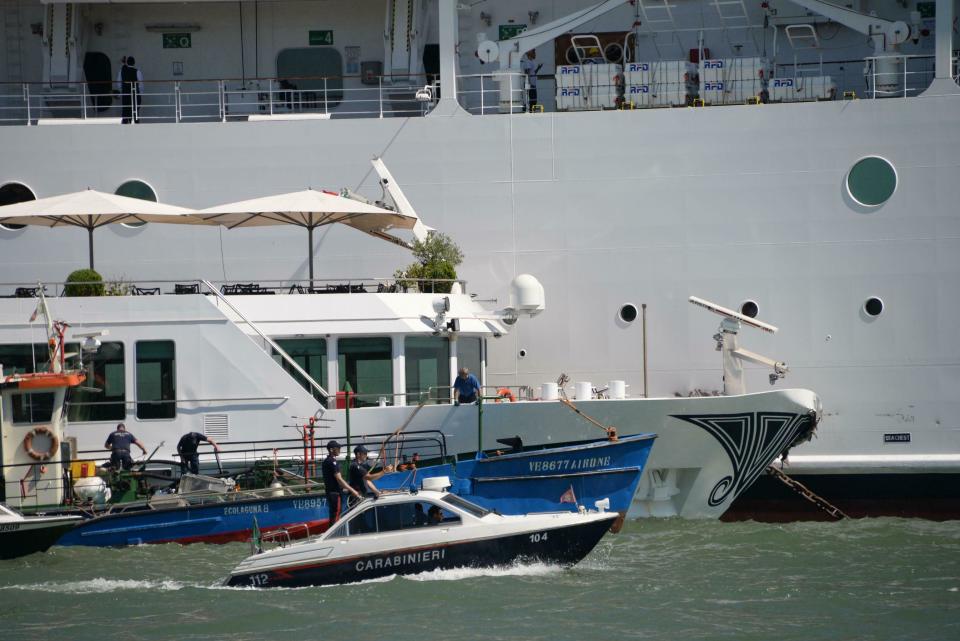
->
[767,465,849,520]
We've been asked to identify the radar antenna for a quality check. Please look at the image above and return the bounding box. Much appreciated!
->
[689,296,788,396]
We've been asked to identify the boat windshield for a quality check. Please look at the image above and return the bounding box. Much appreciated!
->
[441,494,489,518]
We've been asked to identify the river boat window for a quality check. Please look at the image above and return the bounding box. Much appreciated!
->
[338,337,392,408]
[273,338,327,401]
[68,341,125,422]
[0,182,35,230]
[847,156,897,207]
[12,392,54,424]
[116,180,157,228]
[441,494,490,518]
[1,343,60,423]
[457,337,483,383]
[135,340,176,420]
[342,500,462,536]
[405,336,450,404]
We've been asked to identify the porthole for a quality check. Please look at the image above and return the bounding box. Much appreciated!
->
[0,182,36,230]
[863,297,884,317]
[619,303,639,323]
[739,300,759,318]
[603,43,624,64]
[846,156,897,207]
[115,179,157,228]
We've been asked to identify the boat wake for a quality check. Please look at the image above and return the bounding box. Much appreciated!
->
[401,561,563,583]
[0,578,192,594]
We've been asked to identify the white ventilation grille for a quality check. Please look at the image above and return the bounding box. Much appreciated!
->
[203,414,229,440]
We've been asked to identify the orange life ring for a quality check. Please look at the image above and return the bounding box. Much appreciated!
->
[23,426,59,461]
[496,388,516,403]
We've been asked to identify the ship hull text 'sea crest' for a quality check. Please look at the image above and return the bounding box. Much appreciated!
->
[672,412,817,507]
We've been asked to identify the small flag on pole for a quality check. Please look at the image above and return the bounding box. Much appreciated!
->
[560,484,577,505]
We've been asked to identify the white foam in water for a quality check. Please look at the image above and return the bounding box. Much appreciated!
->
[402,562,562,582]
[1,578,188,594]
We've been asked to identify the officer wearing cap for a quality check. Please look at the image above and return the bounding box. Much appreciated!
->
[322,440,359,524]
[347,445,393,504]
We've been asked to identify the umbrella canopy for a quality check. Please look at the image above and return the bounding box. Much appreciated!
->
[0,188,205,269]
[196,189,424,281]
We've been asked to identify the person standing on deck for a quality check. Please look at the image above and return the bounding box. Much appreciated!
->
[322,441,360,524]
[115,56,144,123]
[347,445,393,505]
[453,367,481,405]
[104,423,146,471]
[176,431,220,475]
[520,50,542,111]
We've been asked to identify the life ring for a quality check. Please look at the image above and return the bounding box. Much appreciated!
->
[496,388,516,403]
[23,426,59,461]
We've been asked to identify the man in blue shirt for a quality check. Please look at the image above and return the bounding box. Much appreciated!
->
[104,423,147,471]
[453,367,481,405]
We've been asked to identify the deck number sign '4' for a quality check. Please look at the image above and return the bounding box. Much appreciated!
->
[529,531,548,543]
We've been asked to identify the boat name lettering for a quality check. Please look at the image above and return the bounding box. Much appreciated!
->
[292,498,325,510]
[224,504,270,515]
[528,456,611,472]
[0,523,21,532]
[884,433,911,443]
[628,63,650,72]
[704,82,724,91]
[355,549,445,572]
[560,87,581,97]
[629,85,650,94]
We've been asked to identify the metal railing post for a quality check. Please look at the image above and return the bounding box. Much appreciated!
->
[378,76,383,118]
[269,78,274,115]
[903,57,907,98]
[81,81,87,119]
[480,75,485,114]
[324,77,329,115]
[175,82,181,123]
[509,74,514,114]
[219,80,225,122]
[133,87,138,122]
[24,83,31,125]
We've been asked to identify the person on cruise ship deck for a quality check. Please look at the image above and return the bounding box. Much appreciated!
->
[176,432,221,475]
[322,441,359,523]
[454,367,481,404]
[104,423,146,471]
[348,445,393,504]
[115,56,144,123]
[521,51,542,111]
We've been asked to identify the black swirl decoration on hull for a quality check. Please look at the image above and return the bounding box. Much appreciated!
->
[672,411,817,507]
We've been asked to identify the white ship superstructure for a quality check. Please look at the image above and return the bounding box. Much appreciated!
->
[0,0,957,518]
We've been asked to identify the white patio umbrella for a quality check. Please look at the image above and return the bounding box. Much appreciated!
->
[195,188,426,281]
[0,188,206,269]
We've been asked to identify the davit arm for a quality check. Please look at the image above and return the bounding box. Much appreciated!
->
[784,0,920,54]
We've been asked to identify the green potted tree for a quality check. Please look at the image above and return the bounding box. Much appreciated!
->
[64,268,105,297]
[395,232,463,293]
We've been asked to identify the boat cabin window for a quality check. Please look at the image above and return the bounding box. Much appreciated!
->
[338,338,392,408]
[135,341,176,420]
[11,392,54,424]
[405,336,450,404]
[340,500,461,536]
[0,343,55,374]
[441,494,490,518]
[68,341,125,422]
[273,338,327,402]
[457,337,483,385]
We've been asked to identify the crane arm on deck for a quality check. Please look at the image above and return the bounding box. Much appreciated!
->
[784,0,920,53]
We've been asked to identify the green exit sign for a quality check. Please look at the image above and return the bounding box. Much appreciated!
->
[498,24,527,41]
[162,33,192,49]
[309,30,334,46]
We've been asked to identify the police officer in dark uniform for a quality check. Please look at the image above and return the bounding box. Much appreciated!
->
[104,423,147,470]
[176,432,221,475]
[321,441,360,524]
[347,445,393,505]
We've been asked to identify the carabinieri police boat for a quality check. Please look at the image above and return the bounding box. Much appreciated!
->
[225,484,618,588]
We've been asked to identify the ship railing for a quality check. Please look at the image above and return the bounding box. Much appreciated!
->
[0,73,441,126]
[0,277,467,298]
[863,54,960,99]
[456,72,527,115]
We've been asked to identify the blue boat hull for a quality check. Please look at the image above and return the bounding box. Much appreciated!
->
[56,494,329,547]
[377,434,656,515]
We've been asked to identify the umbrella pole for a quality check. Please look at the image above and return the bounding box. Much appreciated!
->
[88,227,95,270]
[308,226,314,286]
